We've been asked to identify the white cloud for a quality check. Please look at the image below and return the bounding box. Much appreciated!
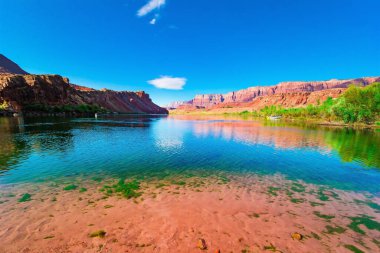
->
[150,18,156,25]
[148,76,187,90]
[137,0,166,17]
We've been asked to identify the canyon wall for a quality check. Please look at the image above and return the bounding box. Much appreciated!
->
[0,74,168,114]
[176,77,380,111]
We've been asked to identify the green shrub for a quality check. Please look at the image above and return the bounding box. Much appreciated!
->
[23,104,108,113]
[0,101,9,110]
[251,82,380,124]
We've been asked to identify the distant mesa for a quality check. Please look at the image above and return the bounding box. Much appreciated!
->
[0,54,168,115]
[171,77,380,112]
[165,101,188,110]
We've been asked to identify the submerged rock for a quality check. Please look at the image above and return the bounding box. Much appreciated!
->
[291,232,303,240]
[197,238,207,250]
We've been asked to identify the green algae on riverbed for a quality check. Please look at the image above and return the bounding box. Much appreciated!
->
[316,187,340,202]
[263,243,280,252]
[348,215,380,235]
[309,201,325,207]
[89,230,106,238]
[354,199,380,212]
[63,184,78,191]
[290,198,305,204]
[1,172,380,253]
[344,244,365,253]
[313,211,335,221]
[101,179,142,199]
[18,193,32,202]
[324,225,346,235]
[267,186,280,196]
[171,180,186,186]
[290,182,306,193]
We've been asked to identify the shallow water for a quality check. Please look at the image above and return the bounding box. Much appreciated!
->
[0,115,379,252]
[0,115,379,193]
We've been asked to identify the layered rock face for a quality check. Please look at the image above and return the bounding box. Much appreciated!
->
[177,77,380,110]
[217,89,345,110]
[0,74,168,114]
[165,101,188,110]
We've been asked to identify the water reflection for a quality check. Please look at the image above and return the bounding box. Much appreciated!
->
[0,115,379,192]
[154,119,185,150]
[171,115,380,169]
[0,117,29,173]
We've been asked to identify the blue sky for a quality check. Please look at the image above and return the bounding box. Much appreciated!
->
[0,0,379,106]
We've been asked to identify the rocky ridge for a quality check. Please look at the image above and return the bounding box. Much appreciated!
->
[175,77,380,111]
[0,74,167,114]
[0,54,29,75]
[0,54,167,114]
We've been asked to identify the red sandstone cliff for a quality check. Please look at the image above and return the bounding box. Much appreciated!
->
[0,55,167,114]
[0,74,167,114]
[175,77,380,112]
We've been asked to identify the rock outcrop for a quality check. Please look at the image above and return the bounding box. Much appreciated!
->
[164,101,188,110]
[0,54,29,75]
[0,54,167,114]
[0,74,168,114]
[175,77,380,111]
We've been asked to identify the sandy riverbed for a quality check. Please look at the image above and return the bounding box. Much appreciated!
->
[0,175,379,253]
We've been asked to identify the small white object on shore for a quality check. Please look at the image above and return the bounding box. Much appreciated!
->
[267,115,282,120]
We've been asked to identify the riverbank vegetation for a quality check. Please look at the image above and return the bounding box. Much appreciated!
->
[23,104,108,114]
[246,82,380,124]
[0,102,108,115]
[0,101,9,110]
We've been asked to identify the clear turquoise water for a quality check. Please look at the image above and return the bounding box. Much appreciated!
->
[0,115,379,194]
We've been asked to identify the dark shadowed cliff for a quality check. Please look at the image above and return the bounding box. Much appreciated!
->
[0,54,29,75]
[0,55,167,114]
[0,74,168,114]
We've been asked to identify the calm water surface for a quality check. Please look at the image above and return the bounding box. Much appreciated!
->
[0,115,379,194]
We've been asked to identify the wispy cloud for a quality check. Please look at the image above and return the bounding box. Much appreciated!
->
[137,0,166,17]
[150,18,157,25]
[148,76,187,90]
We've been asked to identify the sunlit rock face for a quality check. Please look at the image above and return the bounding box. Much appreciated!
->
[177,77,380,110]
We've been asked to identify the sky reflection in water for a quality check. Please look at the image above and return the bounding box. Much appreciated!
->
[0,115,379,194]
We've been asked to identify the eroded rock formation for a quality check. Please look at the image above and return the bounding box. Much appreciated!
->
[0,54,167,114]
[0,74,167,114]
[175,77,380,111]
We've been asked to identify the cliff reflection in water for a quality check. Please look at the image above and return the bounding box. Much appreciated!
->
[1,115,379,186]
[0,117,28,173]
[0,115,159,175]
[172,115,380,169]
[0,117,75,173]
